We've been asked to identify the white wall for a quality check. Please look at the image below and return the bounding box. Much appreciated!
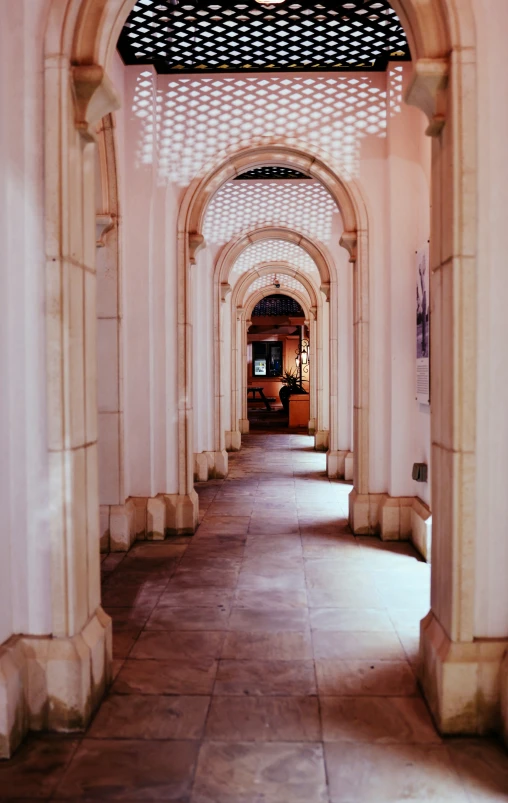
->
[0,0,52,642]
[386,63,431,504]
[96,51,126,507]
[192,248,215,455]
[474,0,508,639]
[121,65,182,498]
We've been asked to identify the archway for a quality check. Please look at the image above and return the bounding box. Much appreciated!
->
[213,228,343,470]
[6,0,489,757]
[231,268,324,448]
[177,144,369,544]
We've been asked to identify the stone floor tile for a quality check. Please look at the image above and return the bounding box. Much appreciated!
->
[166,566,240,589]
[307,584,385,609]
[196,516,250,534]
[101,586,164,609]
[447,738,508,801]
[190,742,328,803]
[127,542,188,559]
[312,630,407,661]
[145,605,231,631]
[87,694,210,740]
[236,571,306,591]
[130,631,226,661]
[158,586,235,607]
[324,742,469,802]
[320,696,441,744]
[309,608,395,632]
[215,659,316,696]
[0,736,79,799]
[53,739,199,801]
[112,658,218,695]
[234,588,308,609]
[204,697,321,742]
[228,607,309,632]
[222,631,313,660]
[315,659,418,696]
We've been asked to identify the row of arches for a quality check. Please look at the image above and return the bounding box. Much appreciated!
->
[3,0,506,763]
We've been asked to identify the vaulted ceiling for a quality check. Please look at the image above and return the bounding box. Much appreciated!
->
[118,1,410,73]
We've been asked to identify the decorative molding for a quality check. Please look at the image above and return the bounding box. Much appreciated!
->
[339,231,358,262]
[189,232,205,264]
[405,58,449,137]
[72,65,120,141]
[96,214,114,247]
[220,283,232,302]
[320,283,330,301]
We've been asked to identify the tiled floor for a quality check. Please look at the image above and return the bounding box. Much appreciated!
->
[1,431,508,801]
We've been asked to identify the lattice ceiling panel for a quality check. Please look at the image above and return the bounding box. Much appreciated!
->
[203,179,339,246]
[252,294,305,317]
[236,167,310,180]
[231,239,320,285]
[118,0,410,73]
[246,273,310,303]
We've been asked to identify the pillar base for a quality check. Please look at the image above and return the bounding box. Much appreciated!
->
[239,419,250,434]
[327,450,353,479]
[225,431,242,452]
[164,490,199,536]
[315,431,329,452]
[344,452,354,481]
[349,490,429,549]
[194,450,229,482]
[348,489,383,534]
[501,653,508,746]
[411,498,432,560]
[100,500,137,553]
[420,610,508,736]
[0,607,112,758]
[379,495,413,541]
[308,419,316,436]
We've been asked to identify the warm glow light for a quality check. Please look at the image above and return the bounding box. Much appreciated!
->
[255,0,285,4]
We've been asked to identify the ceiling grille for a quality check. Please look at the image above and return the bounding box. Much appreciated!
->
[118,1,411,74]
[252,294,305,316]
[235,167,311,180]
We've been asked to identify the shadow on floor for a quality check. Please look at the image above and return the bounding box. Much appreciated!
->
[0,432,507,801]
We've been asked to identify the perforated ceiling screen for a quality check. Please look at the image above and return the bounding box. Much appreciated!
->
[118,1,411,73]
[252,294,305,317]
[236,167,310,180]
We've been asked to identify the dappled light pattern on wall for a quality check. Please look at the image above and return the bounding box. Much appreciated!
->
[203,180,339,247]
[231,239,320,283]
[245,273,311,306]
[130,73,388,182]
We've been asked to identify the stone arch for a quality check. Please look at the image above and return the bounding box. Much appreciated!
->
[212,223,346,470]
[215,225,334,294]
[40,0,484,741]
[224,264,325,455]
[180,143,368,521]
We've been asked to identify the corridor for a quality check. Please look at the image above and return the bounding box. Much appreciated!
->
[0,433,507,800]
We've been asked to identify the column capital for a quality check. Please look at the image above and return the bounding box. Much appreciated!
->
[189,232,205,264]
[339,231,357,262]
[72,65,120,141]
[405,58,449,137]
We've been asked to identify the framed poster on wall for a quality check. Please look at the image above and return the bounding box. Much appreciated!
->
[416,244,430,405]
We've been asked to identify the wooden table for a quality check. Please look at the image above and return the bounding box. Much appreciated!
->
[247,386,273,411]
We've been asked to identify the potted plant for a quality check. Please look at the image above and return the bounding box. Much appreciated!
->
[279,368,308,414]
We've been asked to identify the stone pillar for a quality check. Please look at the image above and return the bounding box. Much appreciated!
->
[406,56,508,735]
